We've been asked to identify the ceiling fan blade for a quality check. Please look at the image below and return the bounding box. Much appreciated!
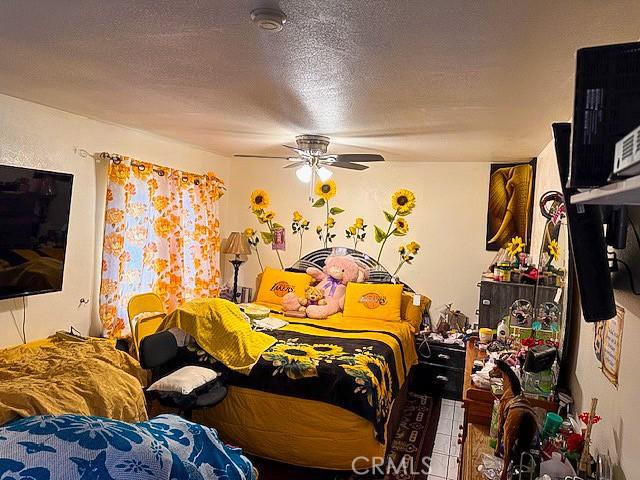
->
[333,154,384,163]
[283,161,306,169]
[233,154,292,159]
[282,144,306,153]
[330,161,369,171]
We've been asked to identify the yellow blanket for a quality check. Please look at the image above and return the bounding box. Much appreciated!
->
[0,335,148,426]
[160,298,275,374]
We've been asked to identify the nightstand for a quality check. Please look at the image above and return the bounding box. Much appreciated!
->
[410,336,466,400]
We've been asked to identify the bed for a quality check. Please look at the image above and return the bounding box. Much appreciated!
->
[193,314,417,470]
[0,334,148,426]
[177,248,425,470]
[0,413,256,479]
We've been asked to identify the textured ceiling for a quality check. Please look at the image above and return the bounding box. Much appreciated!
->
[1,1,639,162]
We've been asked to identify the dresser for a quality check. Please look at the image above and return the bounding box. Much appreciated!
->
[477,279,560,329]
[411,338,466,400]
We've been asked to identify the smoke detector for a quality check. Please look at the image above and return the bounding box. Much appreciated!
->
[250,8,287,32]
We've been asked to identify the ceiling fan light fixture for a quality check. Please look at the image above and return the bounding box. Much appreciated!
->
[317,166,333,182]
[296,164,313,183]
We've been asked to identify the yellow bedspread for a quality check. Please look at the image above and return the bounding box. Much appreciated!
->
[0,335,148,426]
[160,298,275,374]
[195,311,418,469]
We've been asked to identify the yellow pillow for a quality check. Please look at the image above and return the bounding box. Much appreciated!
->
[343,283,403,321]
[255,267,313,307]
[401,292,431,332]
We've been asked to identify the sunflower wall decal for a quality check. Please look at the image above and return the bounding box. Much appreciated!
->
[243,227,263,272]
[345,217,367,249]
[374,189,416,262]
[312,180,344,248]
[394,241,421,277]
[291,210,310,261]
[249,189,284,269]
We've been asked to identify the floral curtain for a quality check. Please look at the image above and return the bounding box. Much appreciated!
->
[99,156,225,338]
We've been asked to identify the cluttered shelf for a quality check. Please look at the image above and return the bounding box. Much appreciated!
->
[460,338,605,479]
[462,339,557,426]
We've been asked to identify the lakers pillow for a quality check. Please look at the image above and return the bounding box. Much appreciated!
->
[343,283,403,321]
[255,267,313,307]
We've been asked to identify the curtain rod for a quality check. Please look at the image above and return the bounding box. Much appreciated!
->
[73,147,225,188]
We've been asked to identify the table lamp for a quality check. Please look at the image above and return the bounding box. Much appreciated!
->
[222,232,251,302]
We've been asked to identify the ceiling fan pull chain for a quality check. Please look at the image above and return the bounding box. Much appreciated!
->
[309,167,316,203]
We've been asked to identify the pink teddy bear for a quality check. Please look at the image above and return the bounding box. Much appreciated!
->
[283,255,369,319]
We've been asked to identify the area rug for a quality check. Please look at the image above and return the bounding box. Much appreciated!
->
[250,393,441,480]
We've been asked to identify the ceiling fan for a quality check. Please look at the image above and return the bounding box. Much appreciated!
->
[234,134,384,199]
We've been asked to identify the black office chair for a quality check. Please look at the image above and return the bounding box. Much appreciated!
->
[139,330,227,420]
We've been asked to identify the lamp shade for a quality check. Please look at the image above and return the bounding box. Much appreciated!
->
[223,232,251,255]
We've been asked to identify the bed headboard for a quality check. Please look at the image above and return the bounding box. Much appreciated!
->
[288,247,415,293]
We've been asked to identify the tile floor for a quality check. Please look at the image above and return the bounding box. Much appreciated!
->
[428,398,464,480]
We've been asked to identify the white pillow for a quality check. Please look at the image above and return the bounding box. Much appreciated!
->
[147,366,218,395]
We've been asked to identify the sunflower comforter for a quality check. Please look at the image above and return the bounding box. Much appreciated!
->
[185,309,417,444]
[0,335,148,426]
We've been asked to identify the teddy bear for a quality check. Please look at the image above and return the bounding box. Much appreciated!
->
[283,254,369,319]
[282,285,327,313]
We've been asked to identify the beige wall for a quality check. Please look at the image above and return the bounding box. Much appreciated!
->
[532,134,639,479]
[0,94,230,347]
[225,158,495,319]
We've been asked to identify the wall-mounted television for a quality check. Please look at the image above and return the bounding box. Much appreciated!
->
[568,41,640,188]
[0,165,73,300]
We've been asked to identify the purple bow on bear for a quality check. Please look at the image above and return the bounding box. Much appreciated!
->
[323,277,341,297]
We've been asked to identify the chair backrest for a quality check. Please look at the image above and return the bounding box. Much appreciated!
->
[128,292,166,357]
[139,330,178,370]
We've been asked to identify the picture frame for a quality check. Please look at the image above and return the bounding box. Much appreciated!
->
[485,158,537,251]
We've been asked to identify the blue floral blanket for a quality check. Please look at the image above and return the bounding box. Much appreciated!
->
[0,414,255,480]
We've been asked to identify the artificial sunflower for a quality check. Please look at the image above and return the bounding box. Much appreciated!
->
[315,180,337,200]
[394,217,409,235]
[391,189,416,215]
[250,189,270,211]
[548,239,560,262]
[506,235,525,258]
[263,211,275,221]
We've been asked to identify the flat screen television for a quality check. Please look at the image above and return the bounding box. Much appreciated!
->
[0,165,73,300]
